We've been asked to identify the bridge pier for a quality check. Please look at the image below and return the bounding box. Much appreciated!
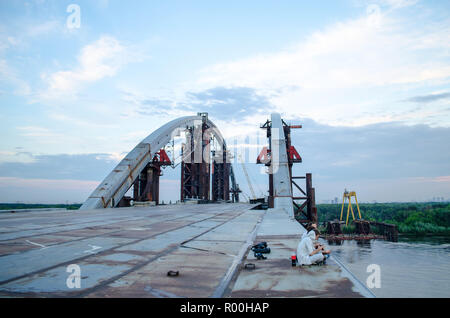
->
[128,149,172,206]
[181,113,211,202]
[137,164,160,203]
[257,114,317,224]
[212,148,230,201]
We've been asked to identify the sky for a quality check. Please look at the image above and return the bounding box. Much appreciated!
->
[0,0,449,204]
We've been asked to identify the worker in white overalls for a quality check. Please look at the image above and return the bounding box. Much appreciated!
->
[296,228,331,265]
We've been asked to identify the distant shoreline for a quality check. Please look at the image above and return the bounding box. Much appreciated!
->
[0,203,82,210]
[317,202,450,236]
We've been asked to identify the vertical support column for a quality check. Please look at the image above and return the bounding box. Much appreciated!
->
[199,124,211,200]
[145,168,154,201]
[212,159,218,201]
[180,158,185,202]
[310,188,317,224]
[306,173,312,220]
[181,115,211,202]
[133,178,140,201]
[305,173,317,224]
[146,166,160,203]
[211,147,230,201]
[223,152,230,201]
[268,173,274,208]
[134,164,161,204]
[139,169,147,198]
[181,128,194,201]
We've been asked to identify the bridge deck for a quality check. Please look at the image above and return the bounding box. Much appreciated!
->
[0,204,371,297]
[226,208,373,297]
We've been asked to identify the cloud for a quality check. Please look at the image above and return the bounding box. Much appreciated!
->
[0,153,119,181]
[39,36,137,100]
[17,126,61,138]
[292,118,450,181]
[0,177,99,191]
[0,19,67,97]
[0,34,19,52]
[198,14,439,89]
[369,0,419,9]
[409,176,450,183]
[0,59,31,96]
[231,117,450,202]
[0,177,99,204]
[313,175,450,203]
[0,118,449,203]
[26,20,61,37]
[186,87,272,119]
[123,86,273,123]
[189,2,450,127]
[405,92,450,103]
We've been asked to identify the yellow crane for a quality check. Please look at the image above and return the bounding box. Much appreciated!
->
[340,189,362,225]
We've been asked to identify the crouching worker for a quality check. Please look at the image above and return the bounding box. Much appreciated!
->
[296,229,331,266]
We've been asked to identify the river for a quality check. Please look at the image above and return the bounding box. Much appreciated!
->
[324,236,450,298]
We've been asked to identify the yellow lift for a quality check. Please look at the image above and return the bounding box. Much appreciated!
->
[340,189,362,226]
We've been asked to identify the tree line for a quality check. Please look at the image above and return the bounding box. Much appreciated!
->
[0,203,82,211]
[317,202,450,235]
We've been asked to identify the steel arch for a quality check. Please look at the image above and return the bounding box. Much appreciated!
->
[80,115,228,210]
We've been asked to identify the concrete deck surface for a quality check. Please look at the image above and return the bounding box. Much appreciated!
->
[0,204,373,297]
[226,208,374,298]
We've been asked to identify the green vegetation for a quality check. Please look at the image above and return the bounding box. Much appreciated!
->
[2,202,449,236]
[317,202,450,235]
[0,203,81,211]
[340,224,356,234]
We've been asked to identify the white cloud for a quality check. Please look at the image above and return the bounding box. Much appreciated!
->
[17,126,60,138]
[48,112,120,130]
[27,20,61,37]
[0,59,31,96]
[39,36,135,100]
[0,20,67,97]
[353,0,418,10]
[0,177,99,190]
[379,0,418,9]
[409,176,450,183]
[95,152,126,163]
[0,151,34,164]
[191,3,450,127]
[0,177,100,203]
[15,126,83,146]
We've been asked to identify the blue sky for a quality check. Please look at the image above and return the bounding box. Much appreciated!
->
[0,0,449,203]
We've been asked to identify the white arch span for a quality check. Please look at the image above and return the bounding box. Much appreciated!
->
[80,115,226,210]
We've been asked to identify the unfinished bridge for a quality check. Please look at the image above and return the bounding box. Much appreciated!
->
[81,113,239,210]
[80,112,318,225]
[0,113,374,298]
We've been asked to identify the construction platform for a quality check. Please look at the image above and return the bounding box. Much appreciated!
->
[0,203,373,297]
